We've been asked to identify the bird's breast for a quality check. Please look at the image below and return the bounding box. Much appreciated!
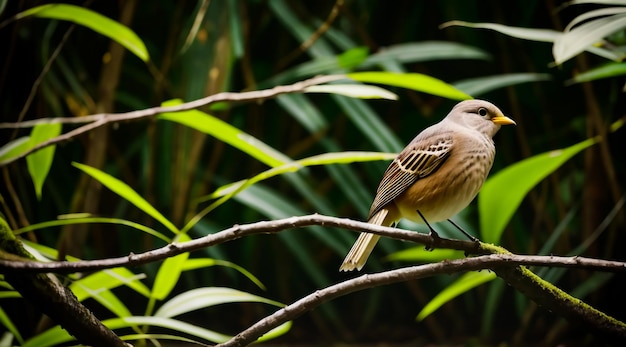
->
[394,134,495,223]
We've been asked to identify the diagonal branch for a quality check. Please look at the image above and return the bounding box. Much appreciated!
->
[0,74,345,166]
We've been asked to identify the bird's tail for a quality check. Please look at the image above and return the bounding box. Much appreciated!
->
[339,209,391,271]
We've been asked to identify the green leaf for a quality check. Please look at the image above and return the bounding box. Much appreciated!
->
[71,268,151,301]
[151,234,191,300]
[567,62,626,84]
[26,123,62,199]
[0,136,30,164]
[454,73,551,97]
[159,99,290,168]
[155,287,284,318]
[73,162,180,234]
[22,326,72,347]
[479,138,597,244]
[385,247,465,262]
[16,4,149,62]
[361,41,490,67]
[304,84,398,100]
[108,316,228,344]
[416,271,497,321]
[183,151,395,235]
[337,46,369,69]
[347,72,472,100]
[0,306,23,344]
[181,258,266,290]
[14,215,171,243]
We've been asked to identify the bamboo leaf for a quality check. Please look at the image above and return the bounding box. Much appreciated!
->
[26,123,62,199]
[479,138,597,244]
[73,162,180,235]
[305,84,398,100]
[16,4,149,62]
[159,99,290,168]
[416,271,497,321]
[348,72,472,100]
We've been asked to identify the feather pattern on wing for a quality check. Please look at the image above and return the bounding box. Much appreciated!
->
[368,134,453,219]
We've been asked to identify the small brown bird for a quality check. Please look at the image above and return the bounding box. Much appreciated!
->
[340,99,515,271]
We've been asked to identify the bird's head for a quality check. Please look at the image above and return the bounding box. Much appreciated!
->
[447,99,516,137]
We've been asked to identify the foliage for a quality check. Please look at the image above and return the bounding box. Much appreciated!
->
[1,0,625,345]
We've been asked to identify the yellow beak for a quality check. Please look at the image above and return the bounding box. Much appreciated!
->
[492,114,516,126]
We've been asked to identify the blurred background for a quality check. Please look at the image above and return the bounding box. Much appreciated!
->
[1,0,625,345]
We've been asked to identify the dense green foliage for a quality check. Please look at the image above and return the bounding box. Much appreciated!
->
[1,1,625,345]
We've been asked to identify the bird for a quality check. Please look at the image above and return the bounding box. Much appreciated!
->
[339,99,515,271]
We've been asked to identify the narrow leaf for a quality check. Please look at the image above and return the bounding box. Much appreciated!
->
[385,247,464,262]
[554,13,626,64]
[304,84,398,100]
[16,4,149,61]
[441,21,561,42]
[454,73,551,97]
[159,99,290,168]
[567,62,626,84]
[73,162,180,234]
[416,271,497,321]
[26,123,62,199]
[348,72,472,100]
[152,234,191,300]
[0,136,30,164]
[479,138,597,244]
[155,287,284,318]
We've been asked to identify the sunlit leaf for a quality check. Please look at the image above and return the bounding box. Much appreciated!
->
[554,11,626,64]
[159,99,290,168]
[71,269,150,302]
[73,162,180,234]
[155,287,284,318]
[108,316,228,343]
[14,216,171,243]
[479,138,597,244]
[305,84,398,100]
[348,71,471,100]
[152,234,191,300]
[26,123,61,199]
[0,136,30,164]
[22,325,71,347]
[441,21,561,42]
[385,247,465,262]
[416,271,497,321]
[338,46,369,69]
[16,4,149,62]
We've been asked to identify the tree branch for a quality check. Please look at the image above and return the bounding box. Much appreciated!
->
[216,254,626,347]
[2,214,625,273]
[0,74,345,166]
[3,214,625,345]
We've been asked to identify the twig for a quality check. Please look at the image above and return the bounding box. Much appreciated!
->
[1,214,625,274]
[0,74,346,166]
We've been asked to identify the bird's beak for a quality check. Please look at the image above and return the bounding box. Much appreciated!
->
[491,113,516,126]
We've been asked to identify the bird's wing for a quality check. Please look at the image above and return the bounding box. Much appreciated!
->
[368,134,453,219]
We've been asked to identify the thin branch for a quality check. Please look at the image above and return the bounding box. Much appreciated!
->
[1,214,625,274]
[12,25,75,140]
[0,74,345,166]
[216,253,626,347]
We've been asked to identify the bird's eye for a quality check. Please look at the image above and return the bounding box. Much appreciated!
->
[478,108,488,117]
